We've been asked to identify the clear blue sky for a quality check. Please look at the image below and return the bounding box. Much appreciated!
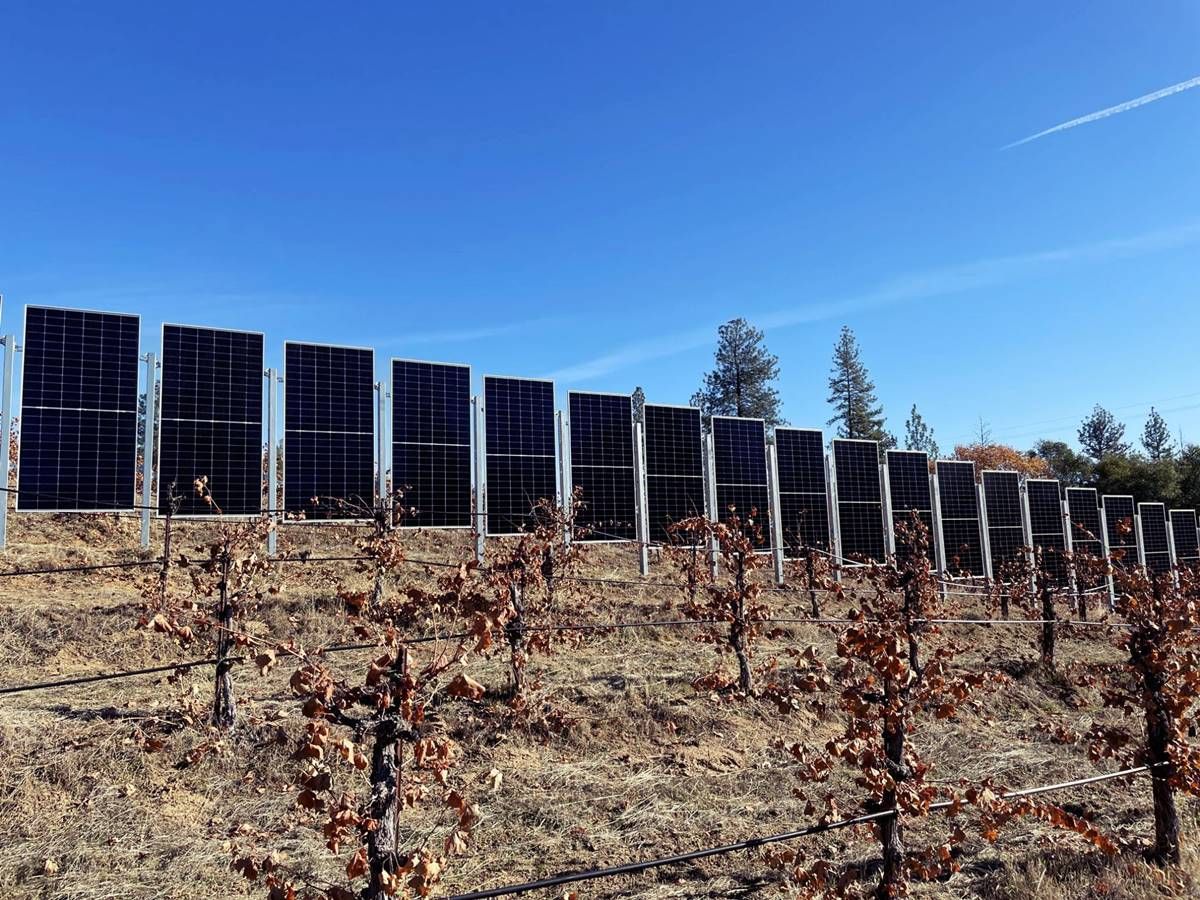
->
[2,2,1198,452]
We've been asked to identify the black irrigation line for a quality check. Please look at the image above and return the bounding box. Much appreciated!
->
[448,764,1158,900]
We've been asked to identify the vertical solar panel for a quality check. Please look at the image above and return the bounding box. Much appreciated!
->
[643,404,705,544]
[1138,502,1172,574]
[18,306,140,511]
[158,324,264,516]
[1170,509,1200,567]
[982,470,1025,579]
[1027,479,1068,586]
[832,439,885,563]
[935,460,985,576]
[568,392,636,542]
[392,360,472,528]
[885,450,936,566]
[711,416,770,548]
[775,428,831,557]
[283,343,375,519]
[1066,487,1106,589]
[1102,495,1139,571]
[484,376,556,535]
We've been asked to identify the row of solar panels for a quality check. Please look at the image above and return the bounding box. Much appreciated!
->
[12,306,1200,579]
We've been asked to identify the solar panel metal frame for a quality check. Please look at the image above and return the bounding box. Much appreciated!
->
[156,322,266,519]
[1169,509,1200,565]
[933,459,986,578]
[1102,494,1140,571]
[830,438,887,565]
[642,402,708,546]
[481,373,559,537]
[1137,501,1174,574]
[16,304,142,513]
[710,415,772,551]
[1065,486,1107,590]
[391,357,474,531]
[280,341,377,524]
[980,469,1027,581]
[565,390,637,544]
[1026,478,1070,587]
[774,427,834,558]
[883,449,937,567]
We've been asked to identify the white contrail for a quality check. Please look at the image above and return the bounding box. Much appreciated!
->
[1003,74,1200,149]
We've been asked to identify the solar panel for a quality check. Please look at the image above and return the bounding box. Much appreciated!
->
[1102,495,1139,571]
[392,360,472,528]
[1065,487,1106,589]
[935,460,985,576]
[1027,479,1068,586]
[484,376,556,535]
[981,471,1025,579]
[568,391,636,542]
[283,343,375,520]
[885,450,936,566]
[774,428,831,557]
[643,404,706,544]
[1138,502,1173,574]
[158,324,264,516]
[17,306,140,511]
[832,439,885,563]
[711,416,770,548]
[1169,509,1200,566]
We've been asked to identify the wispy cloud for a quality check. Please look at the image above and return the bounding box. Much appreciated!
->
[379,316,564,348]
[545,222,1200,384]
[1003,74,1200,149]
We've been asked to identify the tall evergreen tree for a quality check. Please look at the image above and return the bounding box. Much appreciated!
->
[1077,405,1129,460]
[691,318,784,426]
[903,404,939,459]
[827,325,890,444]
[1142,407,1174,461]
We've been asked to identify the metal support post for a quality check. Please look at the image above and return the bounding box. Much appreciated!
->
[140,352,156,549]
[767,441,785,586]
[472,395,486,565]
[0,334,13,551]
[266,368,279,556]
[632,420,650,577]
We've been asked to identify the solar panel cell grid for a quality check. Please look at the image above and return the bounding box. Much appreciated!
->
[886,450,935,565]
[1139,503,1173,574]
[775,428,831,555]
[484,377,556,535]
[982,471,1026,578]
[1027,480,1068,586]
[1066,487,1106,588]
[392,360,472,528]
[935,461,984,576]
[1170,510,1200,564]
[568,392,636,542]
[284,343,375,519]
[158,325,264,516]
[643,405,705,543]
[833,440,885,562]
[1103,496,1139,570]
[18,307,141,511]
[712,417,770,547]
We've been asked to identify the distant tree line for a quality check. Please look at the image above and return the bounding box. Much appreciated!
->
[688,318,1200,509]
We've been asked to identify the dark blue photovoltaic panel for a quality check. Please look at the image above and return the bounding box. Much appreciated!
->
[158,324,264,516]
[1170,509,1200,565]
[283,343,375,519]
[886,450,935,565]
[392,360,471,528]
[935,460,984,576]
[712,416,769,547]
[643,404,705,543]
[485,376,556,535]
[1027,479,1068,586]
[1103,495,1139,570]
[18,306,140,511]
[775,428,831,556]
[1139,502,1172,574]
[568,392,635,542]
[832,439,885,562]
[982,470,1024,578]
[1066,487,1106,588]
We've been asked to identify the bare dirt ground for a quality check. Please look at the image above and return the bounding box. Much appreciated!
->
[0,513,1196,899]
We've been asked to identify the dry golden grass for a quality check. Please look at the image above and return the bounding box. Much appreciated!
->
[0,514,1196,899]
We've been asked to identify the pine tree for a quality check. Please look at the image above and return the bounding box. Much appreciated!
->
[1142,407,1174,461]
[1078,405,1129,460]
[691,318,784,426]
[827,326,890,443]
[903,405,939,459]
